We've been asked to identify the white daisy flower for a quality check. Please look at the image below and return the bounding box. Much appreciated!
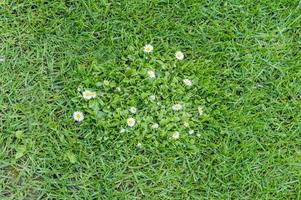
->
[73,111,84,122]
[129,107,137,114]
[172,104,183,111]
[151,123,159,129]
[198,106,204,116]
[147,70,156,78]
[127,118,136,127]
[82,90,93,100]
[143,44,153,53]
[0,56,5,62]
[183,79,192,86]
[189,129,194,135]
[149,95,156,101]
[136,143,142,148]
[171,131,180,140]
[175,51,184,60]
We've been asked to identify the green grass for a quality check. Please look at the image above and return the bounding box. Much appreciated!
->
[1,0,301,199]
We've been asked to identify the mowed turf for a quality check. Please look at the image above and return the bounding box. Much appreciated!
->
[1,0,301,199]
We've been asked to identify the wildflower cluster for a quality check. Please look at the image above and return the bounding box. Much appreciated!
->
[72,44,204,145]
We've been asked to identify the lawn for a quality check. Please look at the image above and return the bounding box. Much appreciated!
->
[1,0,301,199]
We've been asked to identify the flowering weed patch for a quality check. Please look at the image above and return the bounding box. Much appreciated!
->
[73,46,202,144]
